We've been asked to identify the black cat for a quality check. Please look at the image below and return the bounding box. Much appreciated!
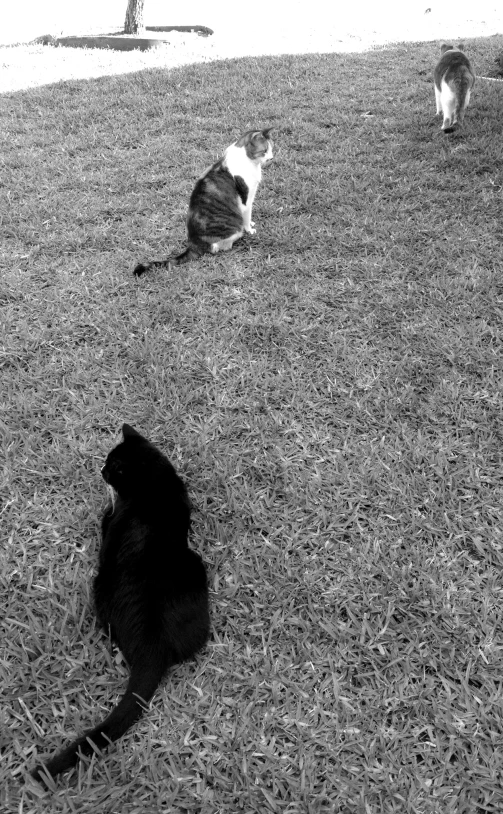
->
[32,424,210,782]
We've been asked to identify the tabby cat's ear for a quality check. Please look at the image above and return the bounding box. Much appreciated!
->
[122,423,141,439]
[262,127,273,139]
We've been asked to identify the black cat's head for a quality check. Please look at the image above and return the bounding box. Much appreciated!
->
[101,424,180,500]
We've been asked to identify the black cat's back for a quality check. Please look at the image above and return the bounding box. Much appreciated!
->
[31,424,209,783]
[96,488,208,665]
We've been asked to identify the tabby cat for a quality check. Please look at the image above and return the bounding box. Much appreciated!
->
[434,44,475,132]
[134,128,274,275]
[32,424,209,782]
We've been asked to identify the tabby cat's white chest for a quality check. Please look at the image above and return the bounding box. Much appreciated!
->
[224,144,262,193]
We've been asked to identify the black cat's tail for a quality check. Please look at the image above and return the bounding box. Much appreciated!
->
[31,661,165,784]
[134,245,204,276]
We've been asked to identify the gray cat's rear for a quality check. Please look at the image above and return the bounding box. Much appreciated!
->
[434,44,475,133]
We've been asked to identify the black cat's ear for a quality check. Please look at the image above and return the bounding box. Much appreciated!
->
[262,127,273,139]
[122,423,141,439]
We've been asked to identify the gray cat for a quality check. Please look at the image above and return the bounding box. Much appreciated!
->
[434,44,475,133]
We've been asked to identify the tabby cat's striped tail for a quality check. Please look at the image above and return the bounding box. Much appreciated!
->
[134,245,204,276]
[170,245,205,266]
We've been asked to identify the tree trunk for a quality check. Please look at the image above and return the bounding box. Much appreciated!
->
[124,0,145,35]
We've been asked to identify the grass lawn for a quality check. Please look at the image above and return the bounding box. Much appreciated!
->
[2,34,503,814]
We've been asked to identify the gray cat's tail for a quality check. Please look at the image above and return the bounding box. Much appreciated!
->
[445,70,473,133]
[134,245,204,276]
[455,72,472,124]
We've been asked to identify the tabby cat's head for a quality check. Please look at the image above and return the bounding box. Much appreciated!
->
[101,423,183,500]
[235,128,274,165]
